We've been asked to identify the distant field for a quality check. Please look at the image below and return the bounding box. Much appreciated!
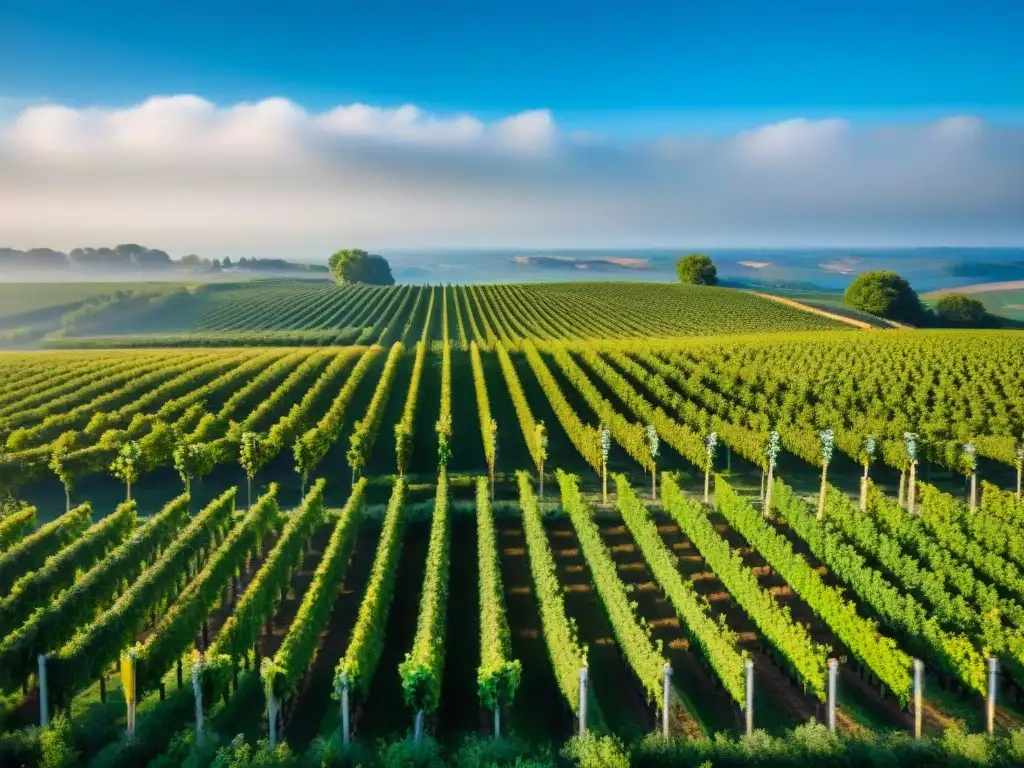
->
[41,280,850,348]
[923,283,1024,321]
[0,282,191,321]
[756,287,894,327]
[924,280,1024,297]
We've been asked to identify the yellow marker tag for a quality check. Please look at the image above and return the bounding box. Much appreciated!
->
[120,656,135,704]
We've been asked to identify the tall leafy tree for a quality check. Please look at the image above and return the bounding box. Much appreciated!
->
[110,441,142,501]
[844,270,924,323]
[173,439,214,505]
[239,431,267,508]
[676,254,718,285]
[49,431,79,512]
[328,249,395,285]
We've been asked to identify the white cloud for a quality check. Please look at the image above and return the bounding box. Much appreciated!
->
[491,109,557,152]
[734,118,849,162]
[0,95,1022,255]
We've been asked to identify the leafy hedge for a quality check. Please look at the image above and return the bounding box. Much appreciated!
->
[400,472,451,714]
[557,470,664,701]
[0,502,135,636]
[263,479,365,700]
[618,475,747,704]
[48,489,235,706]
[336,478,406,699]
[0,503,91,594]
[0,495,188,693]
[132,484,280,695]
[475,477,521,711]
[0,505,35,553]
[715,476,913,703]
[516,470,585,711]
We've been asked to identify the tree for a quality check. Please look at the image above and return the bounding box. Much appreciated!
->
[239,432,267,509]
[110,441,142,501]
[328,249,395,286]
[936,294,989,326]
[293,437,317,498]
[173,439,215,506]
[49,431,79,512]
[844,271,924,322]
[676,254,718,286]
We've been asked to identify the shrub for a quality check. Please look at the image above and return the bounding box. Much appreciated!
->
[844,270,924,322]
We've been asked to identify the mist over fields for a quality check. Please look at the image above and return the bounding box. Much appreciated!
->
[3,245,1023,292]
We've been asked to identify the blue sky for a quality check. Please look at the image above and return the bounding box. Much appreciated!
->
[3,0,1022,132]
[1,1,1022,252]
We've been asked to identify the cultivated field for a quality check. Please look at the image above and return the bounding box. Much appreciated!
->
[2,282,1024,767]
[38,281,849,348]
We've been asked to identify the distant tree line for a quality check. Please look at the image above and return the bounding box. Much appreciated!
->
[0,245,329,275]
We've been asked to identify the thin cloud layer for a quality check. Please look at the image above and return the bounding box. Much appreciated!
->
[1,95,1022,256]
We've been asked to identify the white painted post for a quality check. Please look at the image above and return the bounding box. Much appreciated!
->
[414,710,424,743]
[339,674,350,747]
[494,706,501,738]
[913,659,923,740]
[192,660,205,747]
[908,462,917,516]
[37,654,49,727]
[662,663,672,738]
[970,473,978,510]
[745,660,754,736]
[987,657,998,735]
[827,658,838,732]
[578,667,588,737]
[268,687,279,747]
[818,465,829,521]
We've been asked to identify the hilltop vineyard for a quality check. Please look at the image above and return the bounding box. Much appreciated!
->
[2,282,1024,767]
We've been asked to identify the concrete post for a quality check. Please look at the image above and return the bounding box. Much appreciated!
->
[268,688,279,747]
[987,657,998,735]
[745,660,754,736]
[340,674,351,747]
[662,663,672,738]
[827,658,838,732]
[578,667,588,737]
[908,463,917,515]
[861,467,869,512]
[913,659,923,740]
[192,660,205,747]
[817,466,829,521]
[37,654,49,727]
